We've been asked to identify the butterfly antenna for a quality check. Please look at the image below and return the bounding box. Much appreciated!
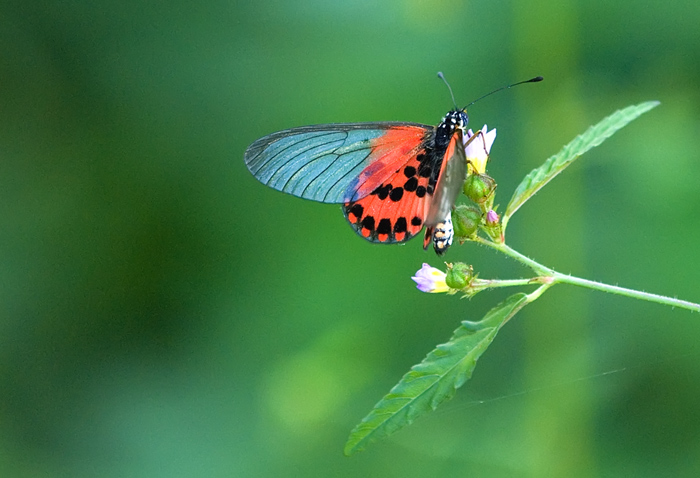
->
[437,72,458,110]
[465,76,543,108]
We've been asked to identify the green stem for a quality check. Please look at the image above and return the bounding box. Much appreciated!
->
[472,278,540,289]
[470,235,700,313]
[552,272,700,313]
[473,237,553,275]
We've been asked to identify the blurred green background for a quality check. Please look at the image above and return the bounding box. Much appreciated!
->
[2,0,700,476]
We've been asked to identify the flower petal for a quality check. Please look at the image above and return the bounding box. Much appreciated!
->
[463,125,496,175]
[482,126,497,153]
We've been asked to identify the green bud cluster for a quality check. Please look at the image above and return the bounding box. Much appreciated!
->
[456,171,501,243]
[448,134,503,253]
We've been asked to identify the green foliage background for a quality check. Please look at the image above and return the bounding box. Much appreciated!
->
[2,0,700,476]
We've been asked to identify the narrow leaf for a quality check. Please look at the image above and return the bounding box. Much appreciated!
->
[344,293,529,456]
[502,101,659,230]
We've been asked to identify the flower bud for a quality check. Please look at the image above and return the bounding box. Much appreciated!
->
[445,262,473,290]
[452,205,482,239]
[463,173,496,204]
[486,209,499,225]
[411,263,449,293]
[482,209,503,243]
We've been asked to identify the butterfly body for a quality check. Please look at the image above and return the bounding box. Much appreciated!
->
[244,109,470,255]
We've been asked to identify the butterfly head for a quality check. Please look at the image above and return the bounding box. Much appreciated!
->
[436,109,469,146]
[442,109,468,130]
[457,109,469,132]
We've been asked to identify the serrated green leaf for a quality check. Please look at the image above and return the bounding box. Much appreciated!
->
[502,101,659,230]
[344,293,529,456]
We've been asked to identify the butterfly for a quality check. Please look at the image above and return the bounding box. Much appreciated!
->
[243,77,541,255]
[244,108,475,255]
[244,109,486,255]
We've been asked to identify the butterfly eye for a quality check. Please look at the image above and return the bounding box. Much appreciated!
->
[459,111,469,129]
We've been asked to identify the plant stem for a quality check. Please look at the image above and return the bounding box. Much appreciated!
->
[552,273,700,313]
[473,237,553,275]
[471,235,700,313]
[472,278,540,289]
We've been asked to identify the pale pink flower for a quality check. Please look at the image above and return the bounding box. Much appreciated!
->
[411,263,449,293]
[464,125,496,175]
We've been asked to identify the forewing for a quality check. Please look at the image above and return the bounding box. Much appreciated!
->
[425,130,466,226]
[423,131,466,251]
[244,123,430,204]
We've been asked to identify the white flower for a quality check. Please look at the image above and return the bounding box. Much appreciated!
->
[464,125,496,175]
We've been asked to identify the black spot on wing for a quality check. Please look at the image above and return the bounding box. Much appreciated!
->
[377,219,392,235]
[371,184,392,200]
[349,203,363,220]
[404,177,418,192]
[389,187,404,202]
